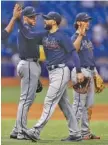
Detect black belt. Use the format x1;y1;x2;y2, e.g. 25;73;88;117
20;58;38;62
47;64;65;71
82;66;94;70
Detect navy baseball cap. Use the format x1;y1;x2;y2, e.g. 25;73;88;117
42;12;62;25
23;6;39;17
75;12;92;22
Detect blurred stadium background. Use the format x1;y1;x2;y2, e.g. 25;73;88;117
1;1;108;145
1;1;108;80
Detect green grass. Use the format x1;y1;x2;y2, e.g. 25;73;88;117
1;86;48;103
1;86;108;104
1;119;108;145
1;86;108;145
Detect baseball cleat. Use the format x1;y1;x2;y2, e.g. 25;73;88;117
17;132;30;140
22;128;38;142
83;134;100;140
10;130;18;139
10;134;17;139
61;135;82;141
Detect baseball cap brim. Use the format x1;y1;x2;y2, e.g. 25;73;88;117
84;17;92;21
42;15;52;20
76;16;92;22
26;13;40;17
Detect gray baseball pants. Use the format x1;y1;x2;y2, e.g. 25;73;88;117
33;66;81;137
12;59;41;133
71;67;95;137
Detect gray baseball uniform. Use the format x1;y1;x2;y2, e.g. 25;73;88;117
71;32;96;137
23;28;82;140
10;7;47;139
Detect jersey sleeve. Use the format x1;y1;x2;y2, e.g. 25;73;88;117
60;32;81;72
21;27;47;44
71;33;78;43
71;50;81;72
60;32;75;53
1;30;9;40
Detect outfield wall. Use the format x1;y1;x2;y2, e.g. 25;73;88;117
1;77;73;88
1;77;108;88
1;77;49;87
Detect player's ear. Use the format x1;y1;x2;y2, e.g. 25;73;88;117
53;20;56;25
23;16;27;21
23;16;28;23
77;21;81;26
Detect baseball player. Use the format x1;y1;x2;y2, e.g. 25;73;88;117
10;5;47;140
71;12;100;140
1;4;21;40
22;12;84;142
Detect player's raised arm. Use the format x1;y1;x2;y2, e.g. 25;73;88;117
20;25;47;43
17;7;47;44
72;24;86;52
72;14;88;52
72;34;83;52
5;4;22;33
1;4;22;40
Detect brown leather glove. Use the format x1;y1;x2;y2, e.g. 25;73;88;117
36;80;43;93
94;74;105;93
73;77;91;94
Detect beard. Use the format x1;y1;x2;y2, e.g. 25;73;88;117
44;24;52;30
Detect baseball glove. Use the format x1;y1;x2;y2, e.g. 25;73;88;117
73;77;91;94
36;80;43;93
94;74;105;93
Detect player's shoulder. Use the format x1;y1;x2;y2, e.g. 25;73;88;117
57;29;68;35
23;23;31;30
57;29;70;39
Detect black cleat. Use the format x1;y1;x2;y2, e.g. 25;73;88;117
22;128;38;142
10;134;17;139
10;130;18;139
61;135;82;142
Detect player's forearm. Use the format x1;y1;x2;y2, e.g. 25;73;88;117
1;30;9;40
5;17;16;33
71;50;81;73
1;17;16;40
22;28;41;39
73;34;83;51
20;19;46;41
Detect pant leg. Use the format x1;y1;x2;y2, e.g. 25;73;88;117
72;90;87;123
13;60;41;133
81;75;95;136
58;90;81;137
71;67;94;136
34;66;70;135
